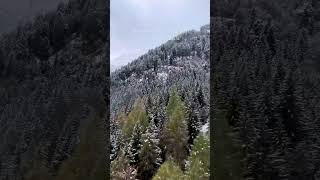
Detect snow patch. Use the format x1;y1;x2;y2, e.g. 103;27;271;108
157;72;168;81
200;122;209;134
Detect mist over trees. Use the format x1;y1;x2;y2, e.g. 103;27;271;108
0;0;70;34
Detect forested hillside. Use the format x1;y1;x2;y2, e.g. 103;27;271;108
0;0;108;179
212;0;320;179
110;25;210;179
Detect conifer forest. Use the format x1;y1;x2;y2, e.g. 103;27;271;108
0;0;108;179
212;0;320;179
1;0;320;179
110;25;210;179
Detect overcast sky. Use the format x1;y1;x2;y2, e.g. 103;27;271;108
111;0;210;71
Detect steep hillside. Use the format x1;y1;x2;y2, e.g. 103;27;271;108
111;25;209;118
110;25;210;179
212;0;320;179
0;0;108;179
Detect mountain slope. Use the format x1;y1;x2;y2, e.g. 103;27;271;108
110;25;210;179
0;0;108;179
212;0;320;179
111;25;209;118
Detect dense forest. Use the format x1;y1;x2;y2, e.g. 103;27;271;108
110;25;210;179
0;0;108;179
212;0;320;179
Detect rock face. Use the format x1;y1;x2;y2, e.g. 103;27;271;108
110;25;210;160
0;0;108;179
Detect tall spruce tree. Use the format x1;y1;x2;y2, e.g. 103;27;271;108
127;123;143;166
185;134;210;180
122;98;148;140
152;159;184;180
162;90;189;168
137;119;162;179
111;149;137;180
55;111;106;180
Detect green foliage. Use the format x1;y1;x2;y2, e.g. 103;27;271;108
116;112;127;129
162;90;189;167
212;110;245;180
122;98;148;140
152;159;184;180
111;149;137;180
55;111;106;180
166;90;181;117
185;134;210;180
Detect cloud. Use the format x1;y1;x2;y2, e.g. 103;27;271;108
127;0;188;17
111;50;146;71
111;0;209;70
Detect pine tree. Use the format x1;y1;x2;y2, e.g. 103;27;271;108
153;97;167;131
162;90;189;168
0;49;4;76
127;123;143;166
185;134;210;180
55;111;107;180
152;159;184;180
153;56;159;73
212;108;246;180
116;112;128;130
279;71;302;142
111;149;137;180
123;98;148;140
137;119;162;179
187;99;201;146
111;116;123;161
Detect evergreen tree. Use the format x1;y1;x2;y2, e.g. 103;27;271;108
152;159;184;180
49;13;65;51
185;134;210;180
187;97;201;146
55;111;106;180
111;115;123;161
0;49;4;76
153;56;159;73
162;90;189;168
123;98;148;140
279;71;302;142
111;149;137;180
116;112;128;130
127;123;143;165
212;108;246;180
137;119;162;179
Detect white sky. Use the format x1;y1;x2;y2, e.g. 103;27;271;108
111;0;210;71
